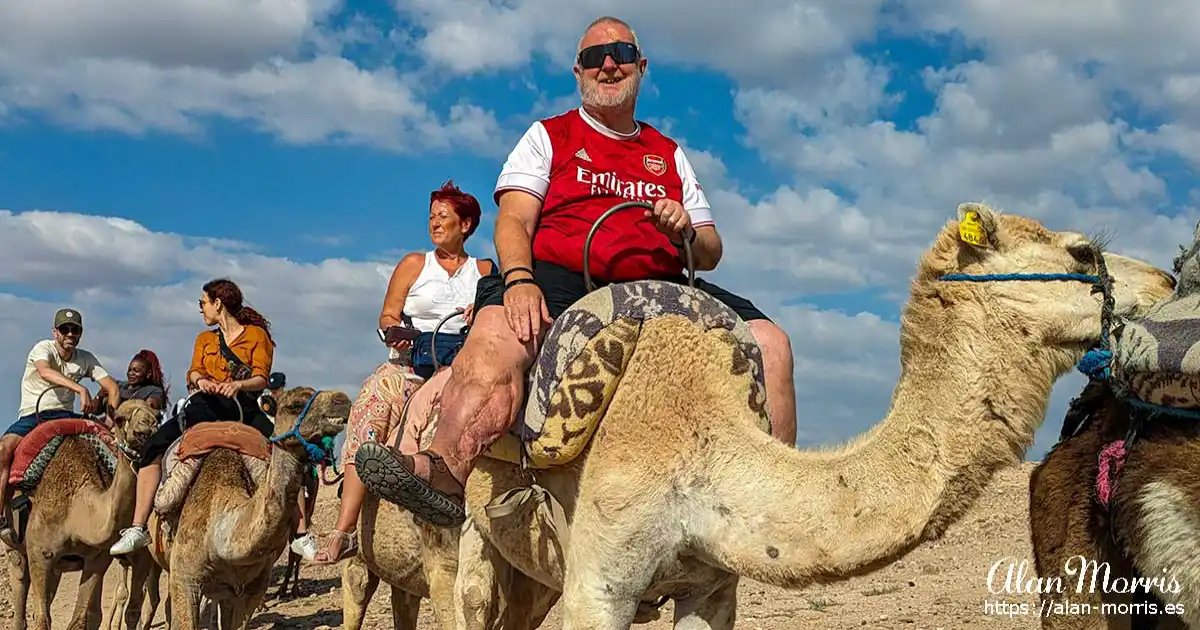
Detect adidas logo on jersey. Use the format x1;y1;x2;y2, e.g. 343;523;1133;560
575;148;592;162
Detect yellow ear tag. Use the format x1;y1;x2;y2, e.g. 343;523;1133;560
959;210;989;247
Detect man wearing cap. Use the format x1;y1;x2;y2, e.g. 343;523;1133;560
0;308;120;534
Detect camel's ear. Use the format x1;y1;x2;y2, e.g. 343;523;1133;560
955;202;999;252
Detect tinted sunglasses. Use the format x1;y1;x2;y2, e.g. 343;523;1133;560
577;41;639;69
57;324;81;335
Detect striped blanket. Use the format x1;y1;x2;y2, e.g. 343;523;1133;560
1112;221;1200;409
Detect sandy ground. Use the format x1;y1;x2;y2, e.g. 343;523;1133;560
2;462;1047;629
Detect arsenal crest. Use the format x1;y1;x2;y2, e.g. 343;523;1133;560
643;154;667;176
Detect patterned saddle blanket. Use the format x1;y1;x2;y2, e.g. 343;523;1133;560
481;279;770;469
8;419;120;492
154;421;271;516
1111;220;1200;409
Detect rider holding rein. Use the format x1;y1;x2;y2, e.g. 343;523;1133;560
110;278;276;555
356;16;798;528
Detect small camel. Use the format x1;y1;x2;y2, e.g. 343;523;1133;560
113;386;351;630
1;399;159;630
356;202;1177;629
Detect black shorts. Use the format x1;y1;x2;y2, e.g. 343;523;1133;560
473;259;769;323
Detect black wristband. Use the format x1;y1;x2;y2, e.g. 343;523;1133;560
670;228;697;247
505;277;538;291
503;266;534;280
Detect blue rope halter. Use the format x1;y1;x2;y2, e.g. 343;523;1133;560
268;389;331;462
942;259;1200;422
938;265;1112;380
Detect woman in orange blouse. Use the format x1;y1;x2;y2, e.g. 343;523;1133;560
110;278;277;556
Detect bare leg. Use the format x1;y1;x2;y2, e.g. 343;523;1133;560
109;460;160;555
0;434;23;524
432;305;541;481
747;319;796;446
131;461;161;527
356;306;541;527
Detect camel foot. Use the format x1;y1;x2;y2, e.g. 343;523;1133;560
355;443;465;528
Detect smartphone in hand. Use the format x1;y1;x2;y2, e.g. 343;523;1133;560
378;325;421;345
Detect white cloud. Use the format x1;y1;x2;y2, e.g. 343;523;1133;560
0;0;510;155
391;0;889;86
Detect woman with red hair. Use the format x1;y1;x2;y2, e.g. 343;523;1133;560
307;179;494;564
97;349;169;412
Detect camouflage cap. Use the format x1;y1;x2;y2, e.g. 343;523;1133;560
53;308;83;329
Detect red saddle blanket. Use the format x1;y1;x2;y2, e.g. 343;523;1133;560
175;422;271;462
9;419;116;485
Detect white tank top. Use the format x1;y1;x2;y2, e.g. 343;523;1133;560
403;250;483;335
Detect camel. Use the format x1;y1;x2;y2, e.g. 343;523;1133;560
350;201;1178;629
1028;223;1200;630
111;386;351;630
0;398;159;630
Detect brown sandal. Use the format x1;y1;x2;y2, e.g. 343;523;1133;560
311;529;357;564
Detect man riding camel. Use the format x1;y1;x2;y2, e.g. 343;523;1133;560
356;15;797;528
0;308;120;537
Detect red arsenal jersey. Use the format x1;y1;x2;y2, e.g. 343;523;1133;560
494;108;714;283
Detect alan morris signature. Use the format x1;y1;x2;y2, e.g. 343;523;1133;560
986;556;1182;596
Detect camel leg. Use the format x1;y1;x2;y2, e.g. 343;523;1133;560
102;560;129;630
66;557;111;630
124;553;157;630
391;588;421;630
453;518;505;630
419;525;461;630
8;548;30;630
558;475;674;629
136;561;163;630
501;570;560;630
1029;432;1132;630
672;576;738;630
341;554;379;630
26;547;62;630
168;576;202;630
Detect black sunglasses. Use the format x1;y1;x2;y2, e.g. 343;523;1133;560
57;324;81;335
577;41;639;69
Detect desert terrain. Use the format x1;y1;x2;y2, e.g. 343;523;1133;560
3;462;1055;629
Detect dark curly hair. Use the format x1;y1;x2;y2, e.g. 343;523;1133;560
202;278;274;345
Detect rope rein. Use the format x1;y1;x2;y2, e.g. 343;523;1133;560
268;390;332;463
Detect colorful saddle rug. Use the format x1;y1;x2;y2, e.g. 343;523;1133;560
8;419;119;492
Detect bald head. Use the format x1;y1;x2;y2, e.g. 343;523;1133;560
577;16;640;54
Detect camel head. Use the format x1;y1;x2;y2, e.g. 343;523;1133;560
110;398;160;455
911;202;1176;370
268;386;351;461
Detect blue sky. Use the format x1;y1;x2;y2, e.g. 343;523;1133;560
2;0;1199;461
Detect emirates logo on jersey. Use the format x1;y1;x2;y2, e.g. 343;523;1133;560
643;154;667;176
577;166;667;201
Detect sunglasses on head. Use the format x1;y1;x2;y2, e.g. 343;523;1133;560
577;41;639;69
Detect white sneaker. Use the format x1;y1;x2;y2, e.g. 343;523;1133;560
291;532;317;560
110;526;150;555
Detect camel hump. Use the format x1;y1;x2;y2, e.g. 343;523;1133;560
9;418;118;491
493;279;765;468
1112;223;1200;410
175;421;271;462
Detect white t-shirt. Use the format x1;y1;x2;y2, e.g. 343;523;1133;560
17;339;110;417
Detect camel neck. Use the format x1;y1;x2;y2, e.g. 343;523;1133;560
639;315;1065;589
214;446;304;563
